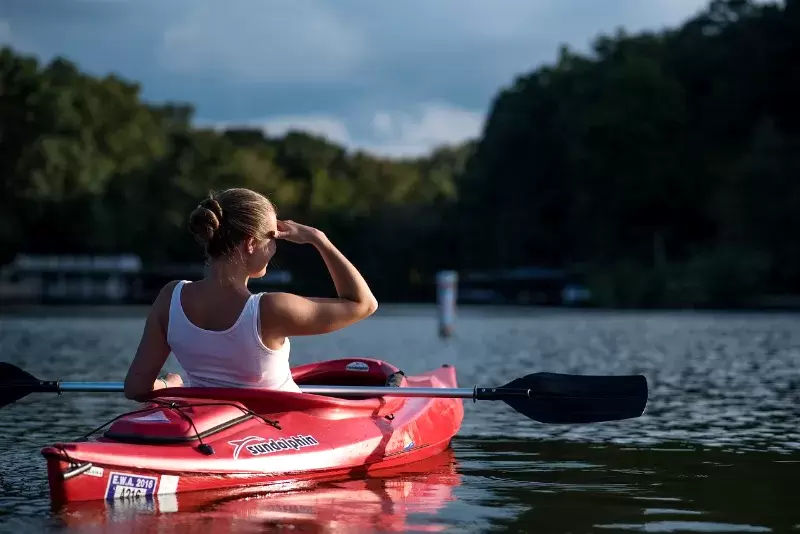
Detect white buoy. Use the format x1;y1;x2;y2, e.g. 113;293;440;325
436;270;458;337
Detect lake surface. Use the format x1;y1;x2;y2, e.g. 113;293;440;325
1;306;799;533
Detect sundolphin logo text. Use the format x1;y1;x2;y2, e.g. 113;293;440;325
228;435;319;459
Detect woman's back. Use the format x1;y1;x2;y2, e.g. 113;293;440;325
167;280;300;392
123;188;377;400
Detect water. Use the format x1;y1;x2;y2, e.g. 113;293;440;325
1;306;799;532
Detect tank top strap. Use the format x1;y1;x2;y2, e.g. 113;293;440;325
250;292;264;340
167;280;188;338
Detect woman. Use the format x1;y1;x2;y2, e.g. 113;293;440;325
124;188;378;399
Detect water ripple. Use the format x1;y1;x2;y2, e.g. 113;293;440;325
1;307;799;532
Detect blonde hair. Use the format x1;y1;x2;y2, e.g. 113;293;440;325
189;188;276;258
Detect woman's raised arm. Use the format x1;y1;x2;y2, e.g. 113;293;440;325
260;221;378;338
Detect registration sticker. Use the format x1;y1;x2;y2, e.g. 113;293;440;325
86;466;105;478
105;472;157;500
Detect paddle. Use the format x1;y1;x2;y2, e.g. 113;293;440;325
0;362;647;424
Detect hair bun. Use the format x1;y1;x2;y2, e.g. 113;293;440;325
188;188;276;259
200;198;223;222
189;197;223;245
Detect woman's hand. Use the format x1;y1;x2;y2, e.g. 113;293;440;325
153;372;183;391
165;373;184;387
275;220;324;245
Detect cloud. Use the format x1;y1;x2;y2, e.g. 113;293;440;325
372;112;394;138
197;102;482;158
160;0;364;83
3;0;712;157
0;20;11;43
363;103;484;158
196;114;353;147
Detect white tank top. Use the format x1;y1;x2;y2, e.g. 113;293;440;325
166;281;300;392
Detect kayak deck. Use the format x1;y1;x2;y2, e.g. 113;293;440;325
42;359;463;503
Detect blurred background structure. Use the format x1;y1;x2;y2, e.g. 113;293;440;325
1;0;798;307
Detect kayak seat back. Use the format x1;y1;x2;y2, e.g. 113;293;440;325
291;358;406;389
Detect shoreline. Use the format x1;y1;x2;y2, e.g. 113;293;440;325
2;302;799;318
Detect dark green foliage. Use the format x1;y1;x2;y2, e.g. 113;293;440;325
0;46;468;300
1;0;798;306
461;0;800;306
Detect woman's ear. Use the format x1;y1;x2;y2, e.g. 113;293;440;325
246;237;256;255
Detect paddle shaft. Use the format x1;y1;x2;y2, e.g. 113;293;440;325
52;382;528;399
3;362;647;423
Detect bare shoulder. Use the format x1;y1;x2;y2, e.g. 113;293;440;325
152;280;182;317
258;292;300;315
258;292;302;341
156;280;181;302
258;292;315;327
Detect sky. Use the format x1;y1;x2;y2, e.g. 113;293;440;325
1;0;711;157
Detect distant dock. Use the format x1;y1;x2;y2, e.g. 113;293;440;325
0;254;292;305
459;267;590;306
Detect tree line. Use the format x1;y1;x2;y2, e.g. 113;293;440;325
1;0;797;306
459;0;799;306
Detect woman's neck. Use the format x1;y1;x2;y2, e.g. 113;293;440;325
207;260;250;289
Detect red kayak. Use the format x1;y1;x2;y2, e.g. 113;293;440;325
41;358;463;503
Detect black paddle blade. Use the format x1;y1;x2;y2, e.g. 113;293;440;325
0;362;41;408
502;372;648;424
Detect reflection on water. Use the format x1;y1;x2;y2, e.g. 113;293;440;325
55;450;460;533
1;306;799;532
49;442;798;533
453;439;798;533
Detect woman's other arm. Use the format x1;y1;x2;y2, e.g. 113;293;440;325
124;281;183;399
